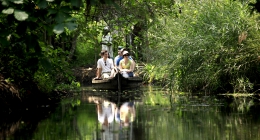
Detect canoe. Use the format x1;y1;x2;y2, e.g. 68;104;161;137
91;73;142;91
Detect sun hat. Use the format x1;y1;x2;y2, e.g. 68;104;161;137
122;51;129;56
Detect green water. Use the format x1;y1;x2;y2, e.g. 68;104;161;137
1;86;260;140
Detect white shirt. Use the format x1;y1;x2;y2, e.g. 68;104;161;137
98;103;115;124
97;58;114;73
101;34;113;58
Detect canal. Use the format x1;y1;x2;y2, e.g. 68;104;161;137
1;86;260;140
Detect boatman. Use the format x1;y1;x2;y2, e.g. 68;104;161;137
101;26;113;58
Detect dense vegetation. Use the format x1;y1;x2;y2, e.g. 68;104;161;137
1;0;260;112
144;0;260;94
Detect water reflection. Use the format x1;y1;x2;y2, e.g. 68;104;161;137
88;96;136;140
2;87;260;140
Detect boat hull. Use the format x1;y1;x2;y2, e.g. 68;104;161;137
92;74;142;90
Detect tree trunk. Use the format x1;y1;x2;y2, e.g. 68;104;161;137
68;31;80;61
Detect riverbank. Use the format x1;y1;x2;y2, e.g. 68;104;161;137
0;66;96;114
73;66;96;86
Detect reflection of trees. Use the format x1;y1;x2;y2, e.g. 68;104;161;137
224;96;255;113
0;108;56;140
9;91;141;140
136;93;260;140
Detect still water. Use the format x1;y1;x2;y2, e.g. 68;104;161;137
1;86;260;140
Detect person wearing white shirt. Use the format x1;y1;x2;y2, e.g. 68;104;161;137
95;50;116;79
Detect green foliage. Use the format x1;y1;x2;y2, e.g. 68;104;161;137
35;44;77;93
73;23;102;66
146;0;260;93
55;81;81;92
31;99;97;140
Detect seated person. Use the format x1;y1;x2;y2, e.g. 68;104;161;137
95;50;115;79
119;51;135;78
114;46;123;66
116;48;136;68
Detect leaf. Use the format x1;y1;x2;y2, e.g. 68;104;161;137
71;0;83;7
60;6;71;12
2;8;14;14
48;9;57;14
55;11;66;23
53;23;64;34
38;0;48;9
46;0;54;2
14;10;28;21
40;58;52;72
1;0;9;6
10;0;23;4
0;37;9;46
65;22;77;30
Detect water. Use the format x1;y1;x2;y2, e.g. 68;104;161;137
1;86;260;140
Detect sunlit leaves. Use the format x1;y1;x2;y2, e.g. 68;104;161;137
53;23;64;34
2;7;28;21
14;10;28;21
10;0;23;4
2;7;14;14
1;0;9;6
147;0;260;93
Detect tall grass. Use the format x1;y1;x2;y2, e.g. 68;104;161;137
146;0;260;93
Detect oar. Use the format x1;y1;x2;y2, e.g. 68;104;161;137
117;72;121;93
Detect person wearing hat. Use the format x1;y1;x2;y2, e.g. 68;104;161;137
101;26;113;58
119;50;135;78
116;49;135;68
114;46;123;66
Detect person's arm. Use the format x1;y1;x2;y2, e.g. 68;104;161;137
129;60;135;72
95;60;102;79
119;61;123;70
110;59;114;69
96;68;102;79
129;56;136;69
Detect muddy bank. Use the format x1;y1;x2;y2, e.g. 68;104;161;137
73;66;96;86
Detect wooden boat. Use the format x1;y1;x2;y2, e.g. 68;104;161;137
91;73;142;91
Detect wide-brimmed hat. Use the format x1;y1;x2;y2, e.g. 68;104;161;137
123;51;129;56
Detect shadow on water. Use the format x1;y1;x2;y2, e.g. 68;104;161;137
2;86;260;140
